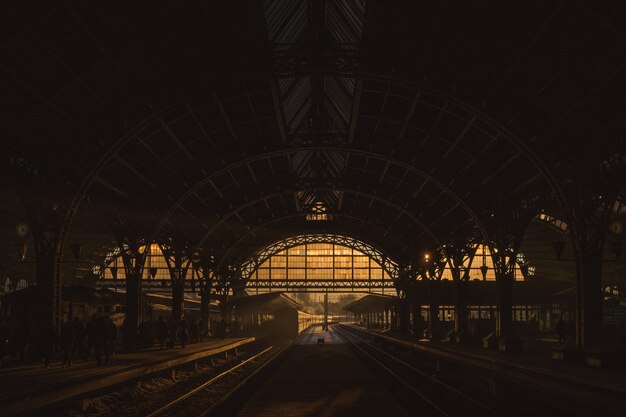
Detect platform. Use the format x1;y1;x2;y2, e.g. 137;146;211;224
0;337;255;417
345;325;626;413
235;325;410;417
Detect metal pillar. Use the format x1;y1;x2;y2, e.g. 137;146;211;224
428;282;441;341
398;296;409;335
125;268;142;344
495;273;514;339
454;280;469;342
577;252;603;349
323;291;328;330
171;278;184;322
200;289;210;336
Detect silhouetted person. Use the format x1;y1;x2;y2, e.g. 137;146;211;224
215;318;227;339
86;314;97;360
94;317;109;365
139;320;148;348
0;320;8;364
146;318;156;348
618;319;626;348
39;321;55;369
231;319;242;337
198;320;205;342
13;317;30;359
72;316;85;359
167;318;177;348
189;319;199;344
60;318;74;367
556;317;566;343
107;318;117;356
413;313;426;339
179;318;189;348
122;317;135;351
156;317;168;349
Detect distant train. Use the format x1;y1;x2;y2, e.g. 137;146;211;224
274;308;320;338
232;293;321;339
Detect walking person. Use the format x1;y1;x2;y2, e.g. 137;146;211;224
216;317;227;339
179;318;189;349
107;318;117;356
94;317;110;366
85;314;97;360
60;317;74;367
167;318;177;348
0;319;8;365
39;321;55;369
556;316;566;343
72;316;85;359
156;317;167;349
13;317;30;360
189;319;199;344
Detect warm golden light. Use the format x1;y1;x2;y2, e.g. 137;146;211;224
251;243;391;281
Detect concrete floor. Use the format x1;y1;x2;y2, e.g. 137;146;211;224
235;325;410;417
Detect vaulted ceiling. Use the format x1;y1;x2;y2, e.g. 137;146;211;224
1;0;624;279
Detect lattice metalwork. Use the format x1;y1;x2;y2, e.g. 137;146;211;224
240;234;399;287
246;279;395;293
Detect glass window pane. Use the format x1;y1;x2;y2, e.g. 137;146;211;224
288;268;305;279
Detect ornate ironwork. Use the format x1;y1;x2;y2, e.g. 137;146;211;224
240;233;399;281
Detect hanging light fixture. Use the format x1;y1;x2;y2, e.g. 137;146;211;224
149;267;158;279
110;266;118;280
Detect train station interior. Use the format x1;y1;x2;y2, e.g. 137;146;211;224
1;1;625;416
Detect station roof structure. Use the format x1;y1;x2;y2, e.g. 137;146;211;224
344;294;397;314
232;292;303;314
0;1;624;292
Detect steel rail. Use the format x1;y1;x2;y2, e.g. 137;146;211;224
145;345;274;417
334;325;503;417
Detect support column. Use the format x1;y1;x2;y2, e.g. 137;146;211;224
453;279;469;342
428;282;441;341
496;272;515;343
411;303;424;338
577;252;603;349
125;268;142;349
200;287;210;336
171;279;184;322
398;296;410;335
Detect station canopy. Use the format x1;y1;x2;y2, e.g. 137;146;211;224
0;1;624;292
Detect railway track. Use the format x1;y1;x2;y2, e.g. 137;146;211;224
334;325;503;417
144;327;317;417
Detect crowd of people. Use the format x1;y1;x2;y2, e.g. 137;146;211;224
138;316;205;350
0;314;247;369
0;314;117;368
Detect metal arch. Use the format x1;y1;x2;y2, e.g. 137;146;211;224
218;212;417;263
196;187;443;246
239;233;400;281
57;71;569;305
62;71;564;236
148;146;491;251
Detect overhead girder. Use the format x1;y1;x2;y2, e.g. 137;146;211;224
217;213;419;265
88;73;557;204
192;187;444;246
148;146;490;248
60;73;564;280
